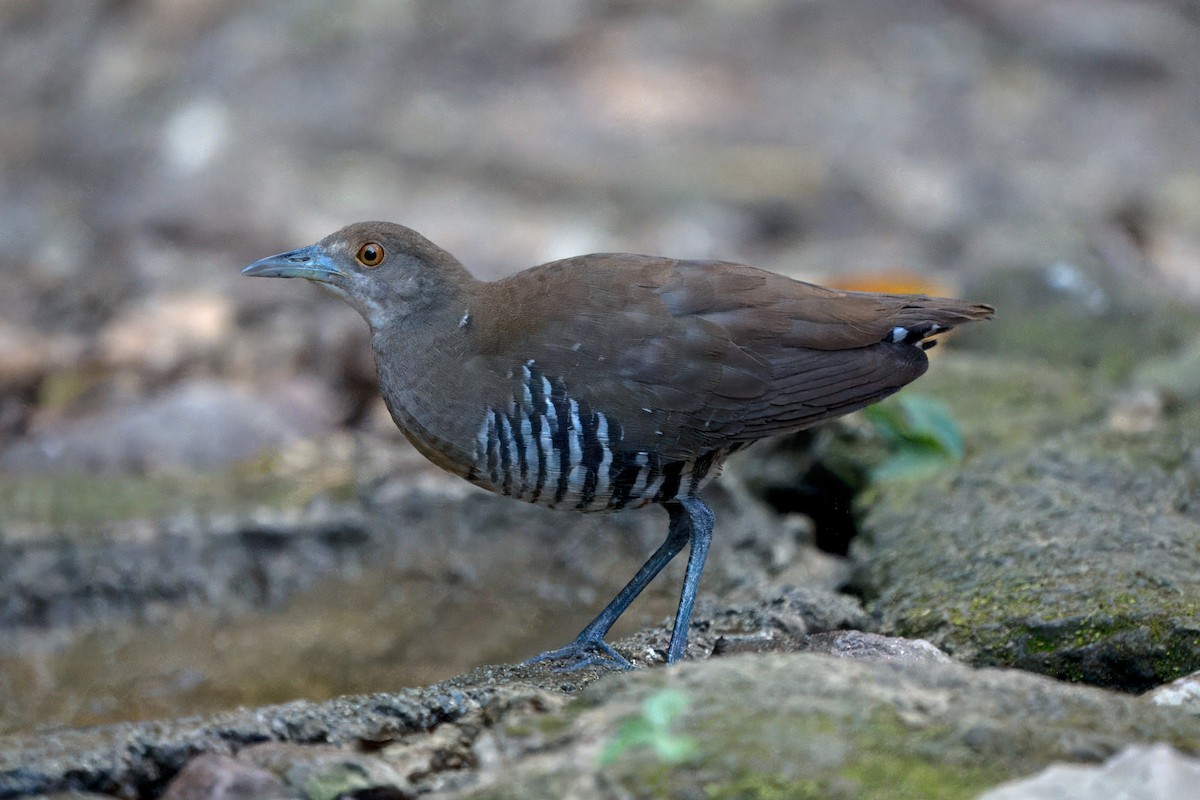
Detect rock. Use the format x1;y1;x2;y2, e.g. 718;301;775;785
1147;670;1200;715
635;585;869;663
238;743;408;800
0;320;85;388
858;396;1200;691
159;754;292;800
463;653;1200;798
958;0;1196;74
800;631;953;664
1107;388;1164;434
0;668;562;798
0;503;370;631
1130;334;1200;405
0;379;338;473
977;743;1200;800
7;653;1200;799
98;293;234;376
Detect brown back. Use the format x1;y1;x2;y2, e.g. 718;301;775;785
464;254;991;459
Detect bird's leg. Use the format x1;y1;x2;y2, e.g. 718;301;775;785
525;515;689;670
664;496;713;664
525;497;714;670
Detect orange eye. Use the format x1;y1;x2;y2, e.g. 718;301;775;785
356;242;385;268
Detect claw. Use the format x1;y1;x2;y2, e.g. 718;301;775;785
525;637;633;671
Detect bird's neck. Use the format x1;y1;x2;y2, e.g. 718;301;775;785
369;272;488;477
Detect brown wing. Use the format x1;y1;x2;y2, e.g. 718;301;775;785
472;255;991;459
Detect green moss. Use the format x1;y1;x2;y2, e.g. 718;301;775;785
702;763;1001;800
533;714;573;737
837;751;1000;800
299;762;373;800
861;395;1200;691
37;369;98;412
833;710;1007;800
704;771;826;799
1150;627;1200;682
1017;618;1125;655
610;705;1006;800
903;355;1105;455
916;599;1200;687
872;554;1200;687
469;654;1200;799
0;472;212;530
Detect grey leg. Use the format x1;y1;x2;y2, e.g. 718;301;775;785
526;496;714;670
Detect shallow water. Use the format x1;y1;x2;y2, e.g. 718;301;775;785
0;553;676;735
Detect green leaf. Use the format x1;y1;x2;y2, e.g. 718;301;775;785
653;734;699;763
869;449;957;482
897;395;965;460
642;688;690;727
599;689;698;766
861;395;967;481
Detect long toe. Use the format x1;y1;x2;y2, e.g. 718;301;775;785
524;638;633;671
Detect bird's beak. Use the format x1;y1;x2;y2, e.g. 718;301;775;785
241;245;344;282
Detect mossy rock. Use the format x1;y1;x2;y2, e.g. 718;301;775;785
461;654;1200;799
859;404;1200;691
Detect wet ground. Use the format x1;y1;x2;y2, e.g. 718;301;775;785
0;554;676;734
0;453;689;734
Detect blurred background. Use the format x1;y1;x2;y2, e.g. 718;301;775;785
1;0;1199;735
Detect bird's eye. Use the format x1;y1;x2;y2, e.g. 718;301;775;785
356;242;385;268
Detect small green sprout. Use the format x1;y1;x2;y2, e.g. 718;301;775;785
599;688;698;766
860;394;966;481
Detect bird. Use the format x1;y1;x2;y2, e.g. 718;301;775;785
242;221;992;669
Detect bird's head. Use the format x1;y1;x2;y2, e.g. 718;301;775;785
241;221;471;328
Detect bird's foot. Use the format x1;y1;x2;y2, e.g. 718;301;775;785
524;636;632;671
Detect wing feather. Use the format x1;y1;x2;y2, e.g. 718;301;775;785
473;254;989;459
